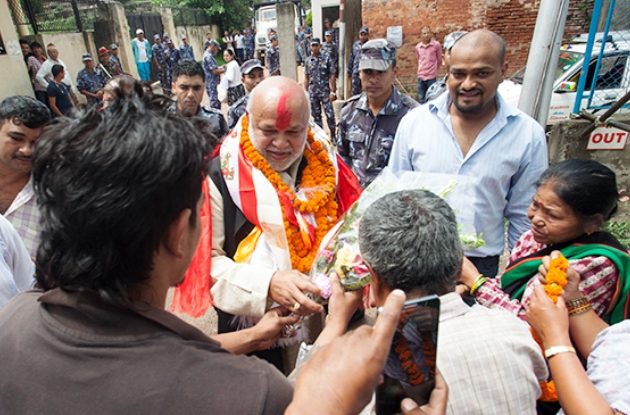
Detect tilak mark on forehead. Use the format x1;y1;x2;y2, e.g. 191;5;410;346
276;92;292;131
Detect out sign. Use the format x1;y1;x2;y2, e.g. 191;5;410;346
587;127;628;150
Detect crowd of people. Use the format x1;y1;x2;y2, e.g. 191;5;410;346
1;24;629;415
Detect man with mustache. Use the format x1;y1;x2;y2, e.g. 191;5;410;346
171;59;227;140
0;96;51;257
388;30;548;278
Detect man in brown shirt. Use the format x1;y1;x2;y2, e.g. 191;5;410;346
0;88;430;415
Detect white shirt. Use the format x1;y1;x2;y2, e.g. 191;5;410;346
35;58;74;91
133;38;148;62
0;214;35;309
224;60;242;88
388;92;548;257
235;34;245;49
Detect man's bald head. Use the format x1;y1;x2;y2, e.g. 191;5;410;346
247;77;311;172
248;76;310;128
451;29;506;65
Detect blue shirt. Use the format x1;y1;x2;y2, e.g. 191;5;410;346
179;44;194;61
388;92;548;257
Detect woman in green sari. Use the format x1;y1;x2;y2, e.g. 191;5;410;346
459;159;629;325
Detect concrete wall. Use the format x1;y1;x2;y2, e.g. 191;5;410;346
361;0;593;91
548;114;630;218
40;32;95;103
175;24;220;60
0;0;35;100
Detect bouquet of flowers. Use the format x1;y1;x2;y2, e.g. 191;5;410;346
310;169;485;301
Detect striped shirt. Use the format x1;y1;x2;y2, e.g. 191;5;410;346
476;230;620;319
4;179;40;258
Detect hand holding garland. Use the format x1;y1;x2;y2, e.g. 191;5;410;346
269;269;323;316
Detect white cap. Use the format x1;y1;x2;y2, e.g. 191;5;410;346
136;28;144;35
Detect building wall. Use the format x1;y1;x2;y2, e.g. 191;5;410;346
175;24;220;60
0;0;35;100
362;0;593;91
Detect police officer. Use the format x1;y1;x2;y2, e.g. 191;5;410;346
347;26;369;96
203;40;225;110
304;38;336;137
227;59;265;129
152;34;169;94
163;38;180;96
179;35;195;61
172;59;227;139
266;35;280;76
322;30;338;75
244;28;255;60
337;39;418;187
76;53;106;107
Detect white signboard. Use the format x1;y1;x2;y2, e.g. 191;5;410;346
587;126;628;151
387;26;403;48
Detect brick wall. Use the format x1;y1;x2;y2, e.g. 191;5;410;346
362;0;593;92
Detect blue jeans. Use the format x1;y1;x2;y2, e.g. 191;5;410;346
417;78;436;104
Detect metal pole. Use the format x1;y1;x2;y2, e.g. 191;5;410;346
573;0;604;114
517;0;570;126
338;0;345;98
71;0;83;32
586;0;616;108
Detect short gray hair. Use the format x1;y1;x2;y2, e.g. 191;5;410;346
358;190;463;294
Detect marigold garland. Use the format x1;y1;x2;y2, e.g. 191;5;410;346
240;115;338;272
535;254;569;402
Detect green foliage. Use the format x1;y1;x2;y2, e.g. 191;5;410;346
305;9;312;27
604;220;630;248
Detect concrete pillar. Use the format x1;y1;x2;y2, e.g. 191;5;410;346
7;0;30;36
0;0;34;98
159;7;177;40
97;0;139;79
341;0;361;99
277;2;297;80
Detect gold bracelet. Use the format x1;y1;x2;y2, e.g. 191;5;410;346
469;275;487;296
544;345;576;359
566;296;590;312
568;303;593;317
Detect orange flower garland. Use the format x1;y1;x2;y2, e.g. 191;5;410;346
535;254;569;401
240;115;338;273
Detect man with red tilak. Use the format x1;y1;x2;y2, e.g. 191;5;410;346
208;76;361;372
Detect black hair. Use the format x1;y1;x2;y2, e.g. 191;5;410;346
32;94;211;306
30;41;42;50
538;159;618;220
224;48;235;57
172;59;205;81
0;95;51;129
19;38;30;46
51;64;64;78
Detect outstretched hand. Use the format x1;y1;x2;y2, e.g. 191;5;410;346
269;269;323;316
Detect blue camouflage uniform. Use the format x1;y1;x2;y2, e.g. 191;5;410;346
164;45;180;94
322;40;338;75
304;47;336;136
203;49;221;109
76;67;106;107
179;43;194;61
152;41;169;92
197;105;228;139
244;32;255;60
348;40;364;96
337;88;418;187
266;44;280;76
227;94;248;130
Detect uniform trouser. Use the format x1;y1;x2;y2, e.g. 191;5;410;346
158;69;170;93
206;84;221;109
245;48;254;60
310;92;335;137
351;72;362;96
136;61;151;81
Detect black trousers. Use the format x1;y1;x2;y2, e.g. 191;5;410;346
467;255;500;278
